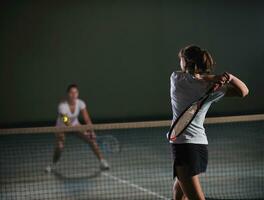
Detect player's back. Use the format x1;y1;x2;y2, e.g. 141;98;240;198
170;71;225;144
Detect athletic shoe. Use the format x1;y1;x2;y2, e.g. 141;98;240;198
100;159;110;170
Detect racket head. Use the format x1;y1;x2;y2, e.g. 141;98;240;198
97;135;120;153
168;102;200;142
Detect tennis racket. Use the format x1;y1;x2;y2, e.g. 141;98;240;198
97;135;120;153
168;83;223;142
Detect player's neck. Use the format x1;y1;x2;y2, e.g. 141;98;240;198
67;99;77;105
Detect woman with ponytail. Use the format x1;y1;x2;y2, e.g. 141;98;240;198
170;45;249;200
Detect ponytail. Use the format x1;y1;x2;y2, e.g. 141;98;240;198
202;50;214;73
178;45;215;74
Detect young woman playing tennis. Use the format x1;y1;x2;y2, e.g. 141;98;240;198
170;45;249;200
46;84;109;172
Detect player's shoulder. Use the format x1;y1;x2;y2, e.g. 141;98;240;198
77;98;85;104
57;100;68;112
58;100;67;107
77;99;86;109
171;70;185;77
170;71;187;81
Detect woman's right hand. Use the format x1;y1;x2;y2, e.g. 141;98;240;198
213;72;231;86
214;72;249;97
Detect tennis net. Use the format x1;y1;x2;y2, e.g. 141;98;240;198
0;114;263;200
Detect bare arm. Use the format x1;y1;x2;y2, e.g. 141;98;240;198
81;108;95;134
81;108;93;125
201;72;249;97
79;106;99;143
226;74;249;97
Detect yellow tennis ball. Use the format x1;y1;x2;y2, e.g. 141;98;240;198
62;116;68;122
61;115;70;125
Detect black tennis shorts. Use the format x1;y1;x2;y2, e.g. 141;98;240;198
171;143;208;179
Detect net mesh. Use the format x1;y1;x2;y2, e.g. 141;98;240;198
0;115;263;200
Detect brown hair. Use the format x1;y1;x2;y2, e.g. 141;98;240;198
66;84;78;93
178;45;214;74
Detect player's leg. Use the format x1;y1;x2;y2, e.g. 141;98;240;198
53;132;65;164
46;132;65;172
175;166;205;200
77;131;109;170
173;180;188;200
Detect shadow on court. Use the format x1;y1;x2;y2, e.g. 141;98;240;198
53;169;102;181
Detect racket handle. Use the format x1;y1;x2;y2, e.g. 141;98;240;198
206;83;220;94
213;83;220;92
209;73;230;93
168;130;177;142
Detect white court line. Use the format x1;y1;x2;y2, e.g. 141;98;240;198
102;172;170;200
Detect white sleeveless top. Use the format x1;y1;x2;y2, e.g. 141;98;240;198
56;99;86;126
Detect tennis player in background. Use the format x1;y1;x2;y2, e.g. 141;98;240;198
46;84;109;172
170;45;249;200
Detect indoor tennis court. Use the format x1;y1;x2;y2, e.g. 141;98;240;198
1;1;264;200
1;115;263;200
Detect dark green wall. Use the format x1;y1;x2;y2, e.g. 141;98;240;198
1;1;264;125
